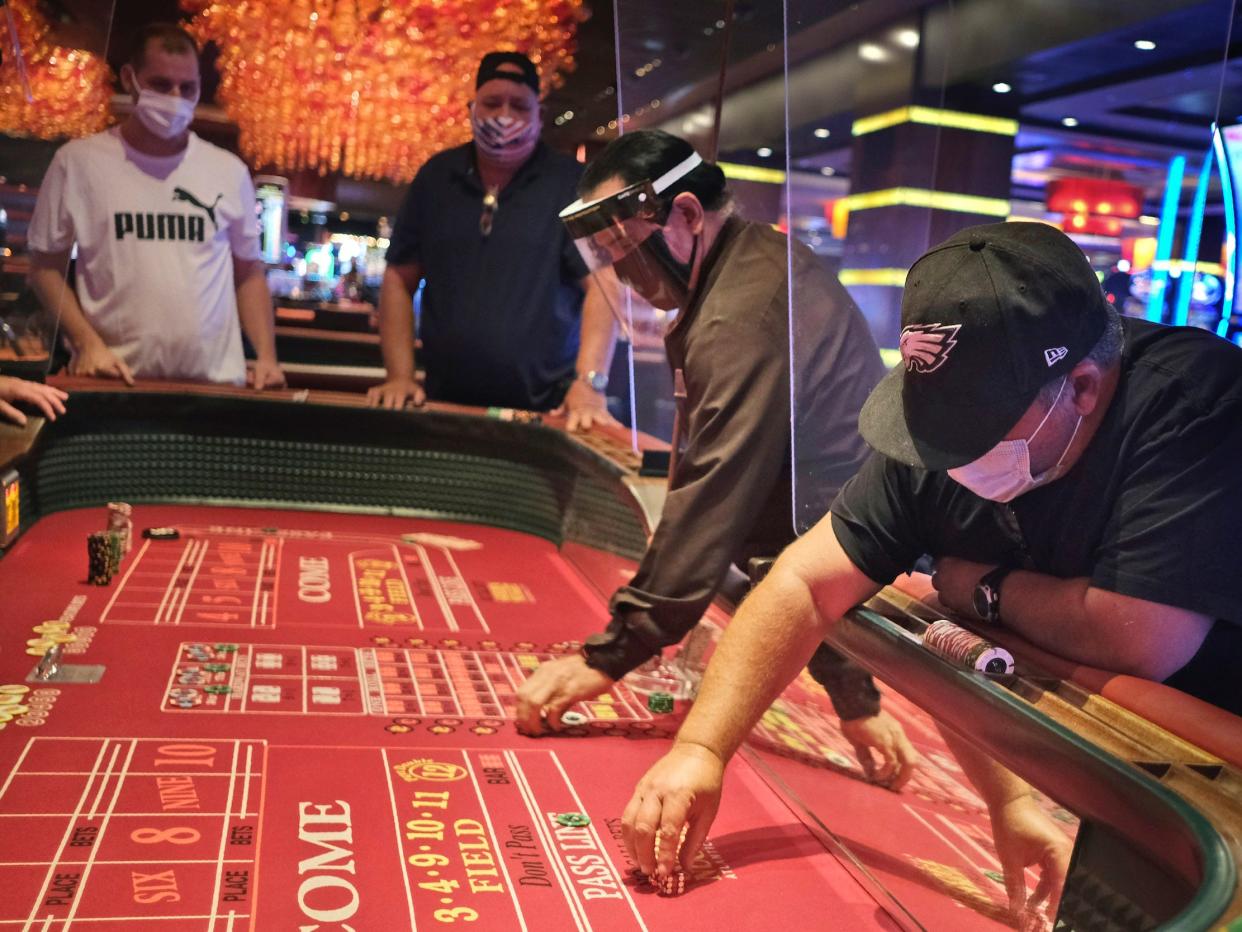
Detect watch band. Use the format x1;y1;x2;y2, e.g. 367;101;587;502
974;566;1014;624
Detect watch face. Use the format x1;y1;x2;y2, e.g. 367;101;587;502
587;373;608;391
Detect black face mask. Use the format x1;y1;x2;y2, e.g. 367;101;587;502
614;228;700;311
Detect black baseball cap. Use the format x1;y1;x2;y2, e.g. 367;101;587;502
858;221;1110;471
476;51;540;95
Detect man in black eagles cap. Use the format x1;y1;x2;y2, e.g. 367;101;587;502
370;52;618;429
618;221;1242;906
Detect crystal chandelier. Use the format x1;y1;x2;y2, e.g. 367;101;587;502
183;0;586;182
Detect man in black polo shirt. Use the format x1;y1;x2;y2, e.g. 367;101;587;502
368;52;617;428
617;222;1242;905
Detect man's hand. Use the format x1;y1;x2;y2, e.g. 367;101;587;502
514;654;614;736
839;709;919;789
0;377;68;426
248;358;286;390
990;795;1072;927
622;742;724;880
366;377;425;410
931;556;993;618
554;379;617;432
69;342;135;385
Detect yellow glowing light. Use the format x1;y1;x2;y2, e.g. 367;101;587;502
839;268;908;287
0;0;113;140
183;0;586;182
852;106;1018;138
840;187;1010;217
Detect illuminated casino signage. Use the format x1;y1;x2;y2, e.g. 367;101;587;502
1;471;19;548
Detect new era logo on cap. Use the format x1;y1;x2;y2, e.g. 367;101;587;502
900;323;961;374
1044;346;1068;367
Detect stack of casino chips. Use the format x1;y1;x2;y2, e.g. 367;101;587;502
86;531;113;585
107;502;133;555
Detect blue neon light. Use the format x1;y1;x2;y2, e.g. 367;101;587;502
1212;125;1236;336
1173;152;1212;326
1147;155;1185;322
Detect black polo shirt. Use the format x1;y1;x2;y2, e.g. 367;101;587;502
831;318;1242;712
386;141;588;410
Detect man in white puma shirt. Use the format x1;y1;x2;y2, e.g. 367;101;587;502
27;23;284;389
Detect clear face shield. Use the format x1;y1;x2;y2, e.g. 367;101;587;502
559;152;704;327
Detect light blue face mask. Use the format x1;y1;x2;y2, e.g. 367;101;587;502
947;376;1083;503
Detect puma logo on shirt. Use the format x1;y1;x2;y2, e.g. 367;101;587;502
172;187;224;230
112;187;225;242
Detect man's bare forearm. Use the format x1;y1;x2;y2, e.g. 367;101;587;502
676;566;831;762
575;274;617;378
234;261;278;363
28;262;101;352
378;265;419;380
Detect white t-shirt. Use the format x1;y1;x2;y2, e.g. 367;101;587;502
28;128;260;384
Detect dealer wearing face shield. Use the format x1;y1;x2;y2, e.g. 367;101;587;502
27;23;284;389
367;52;618;430
515;130;919;788
618;220;1242;917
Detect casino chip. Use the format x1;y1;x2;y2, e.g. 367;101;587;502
647;692;674;713
87;531;112;585
559;711;588;726
554;813;590;827
142;527;180;540
203;685;233;695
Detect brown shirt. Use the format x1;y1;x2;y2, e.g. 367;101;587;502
589;216;885;689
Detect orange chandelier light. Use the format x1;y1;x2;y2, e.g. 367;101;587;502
183;0;586;182
0;0;113;140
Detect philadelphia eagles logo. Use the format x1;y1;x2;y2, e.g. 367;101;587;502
899;323;961;373
172;187;224;231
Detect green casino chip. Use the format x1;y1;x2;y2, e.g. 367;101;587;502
204;685;233;695
203;663;230;673
647;692;674;713
214;644;239;653
554;812;590;827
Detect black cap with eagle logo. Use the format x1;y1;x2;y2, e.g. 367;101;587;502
858;221;1109;470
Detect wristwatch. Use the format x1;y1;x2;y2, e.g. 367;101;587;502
971;566;1014;624
580;370;608;392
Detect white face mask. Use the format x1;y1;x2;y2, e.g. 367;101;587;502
947;376;1083;503
133;86;197;139
470;108;539;166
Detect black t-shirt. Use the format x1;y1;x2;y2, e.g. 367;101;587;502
386;142;588;410
831;318;1242;703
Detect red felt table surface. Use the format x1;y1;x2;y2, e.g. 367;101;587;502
0;506;1062;930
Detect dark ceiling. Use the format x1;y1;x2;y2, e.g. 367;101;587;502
26;0;1242;210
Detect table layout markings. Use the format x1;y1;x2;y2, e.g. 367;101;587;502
379;749;420;931
442;549;489;632
500;751;591;932
98;539;153;623
173;539;210;625
469;651;505;714
0;738;37;801
21;739;117;930
902;803;989;876
432;651;464;717
246;543;266;631
153;541;194;626
548;750;650;931
62;740;139;928
206;740;243;932
400;650;426;716
415;544;458;631
392;543;425;630
459;751;529;932
935;814;1003;874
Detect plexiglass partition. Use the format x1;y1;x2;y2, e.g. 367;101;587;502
1;2;123;390
779;0;1240;928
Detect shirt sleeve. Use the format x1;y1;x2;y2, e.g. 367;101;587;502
829;451;927;586
385;171;425;268
226;167;261;262
593;290;793;679
1090;397;1242;621
27;149;75;254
